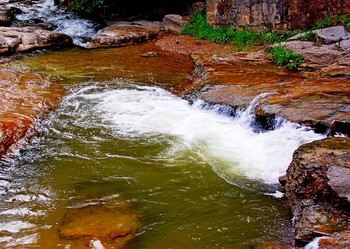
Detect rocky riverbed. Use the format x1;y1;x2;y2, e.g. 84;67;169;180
0;1;349;247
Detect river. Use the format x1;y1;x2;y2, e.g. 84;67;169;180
0;1;326;248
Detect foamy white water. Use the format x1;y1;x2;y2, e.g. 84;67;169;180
65;84;325;184
303;236;330;249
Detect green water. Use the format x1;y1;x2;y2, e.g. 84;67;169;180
0;45;296;248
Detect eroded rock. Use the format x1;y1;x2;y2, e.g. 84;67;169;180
318;231;350;249
285;137;350;245
163;14;188;33
59;197;140;248
206;0;350;30
89;21;161;48
0;26;73;54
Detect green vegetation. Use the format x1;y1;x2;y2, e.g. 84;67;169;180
269;45;305;71
180;12;289;50
314;12;350;29
72;0;105;14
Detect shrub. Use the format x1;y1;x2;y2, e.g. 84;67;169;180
72;0;105;14
269;45;305;71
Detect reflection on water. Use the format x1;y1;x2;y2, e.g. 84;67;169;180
0;79;325;248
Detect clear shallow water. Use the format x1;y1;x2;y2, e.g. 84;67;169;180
0;79;325;248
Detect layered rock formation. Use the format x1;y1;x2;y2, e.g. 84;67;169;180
206;0;289;30
283;26;350;79
0;27;73;54
156;35;350;134
206;0;350;30
285;137;350;246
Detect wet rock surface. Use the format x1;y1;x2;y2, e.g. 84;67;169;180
0;68;64;159
285;137;350;245
317;231;350;249
0;6;20;26
59;198;140;248
89;21;161;48
0;26;73;54
59;197;140;248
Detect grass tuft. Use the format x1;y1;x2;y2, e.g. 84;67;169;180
269;45;305;71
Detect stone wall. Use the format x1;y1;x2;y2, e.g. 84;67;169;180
288;0;350;29
206;0;289;30
206;0;350;30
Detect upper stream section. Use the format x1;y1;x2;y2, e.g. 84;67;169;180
5;0;98;46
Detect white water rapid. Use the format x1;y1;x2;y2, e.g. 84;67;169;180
8;0;97;47
63;83;325;184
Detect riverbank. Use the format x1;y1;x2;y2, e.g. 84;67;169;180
154;32;350;248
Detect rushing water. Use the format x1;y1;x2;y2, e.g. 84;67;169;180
0;3;327;245
7;0;98;46
0;72;325;247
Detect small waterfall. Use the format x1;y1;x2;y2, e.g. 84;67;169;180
60;83;325;184
197;92;283;133
9;0;98;47
303;236;330;249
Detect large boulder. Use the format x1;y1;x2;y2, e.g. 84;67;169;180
89;21;161;48
0;26;73;54
285;137;350;246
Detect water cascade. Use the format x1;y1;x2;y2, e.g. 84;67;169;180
0;1;332;248
7;0;98;46
0;80;325;248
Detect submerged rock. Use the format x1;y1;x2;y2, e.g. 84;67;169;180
59;197;140;248
285;137;350;246
89;21;161;48
0;26;73;54
0;69;64;159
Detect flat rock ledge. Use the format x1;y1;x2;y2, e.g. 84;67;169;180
0;26;73;54
89;21;161;48
156;35;350;134
285;26;350;78
284;137;350;247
